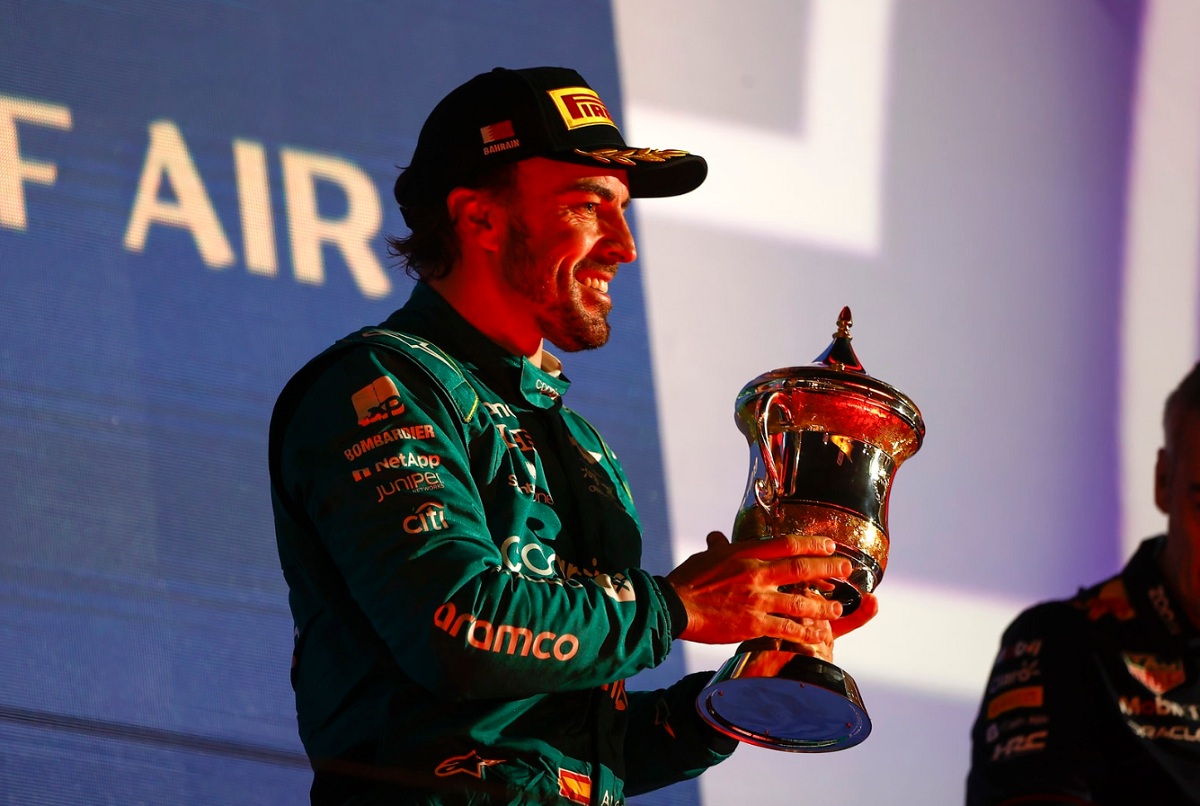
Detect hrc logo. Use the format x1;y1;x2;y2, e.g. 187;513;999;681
548;87;614;130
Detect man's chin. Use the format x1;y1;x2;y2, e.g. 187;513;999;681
550;333;609;353
542;311;611;352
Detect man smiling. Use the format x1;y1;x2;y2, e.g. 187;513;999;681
269;66;875;804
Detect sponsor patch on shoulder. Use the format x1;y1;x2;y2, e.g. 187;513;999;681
352;376;405;426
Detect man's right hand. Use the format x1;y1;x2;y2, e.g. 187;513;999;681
664;531;855;646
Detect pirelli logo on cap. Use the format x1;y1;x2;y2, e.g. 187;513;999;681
548;87;615;130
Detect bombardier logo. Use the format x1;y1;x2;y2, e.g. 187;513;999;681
352;376;405;426
548;87;614;131
343;424;436;461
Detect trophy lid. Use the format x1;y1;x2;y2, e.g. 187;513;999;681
813;306;865;373
736;307;926;456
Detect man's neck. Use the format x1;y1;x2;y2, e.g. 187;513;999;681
425;274;542;360
1155;538;1200;631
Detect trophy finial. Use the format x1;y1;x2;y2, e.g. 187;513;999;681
814;306;864;373
835;306;853;339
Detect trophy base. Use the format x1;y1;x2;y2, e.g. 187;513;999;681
696;650;871;752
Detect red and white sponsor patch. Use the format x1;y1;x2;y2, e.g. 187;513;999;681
1124;652;1186;695
352;376;404;426
481;120;515;143
558;769;591;804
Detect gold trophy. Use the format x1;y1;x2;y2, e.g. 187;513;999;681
696;307;925;752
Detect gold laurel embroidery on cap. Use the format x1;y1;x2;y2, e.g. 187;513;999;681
574;147;690;166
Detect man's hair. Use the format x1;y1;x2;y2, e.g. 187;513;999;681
1164;361;1200;454
387;163;519;282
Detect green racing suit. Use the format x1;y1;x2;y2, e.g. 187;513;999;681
269;282;734;804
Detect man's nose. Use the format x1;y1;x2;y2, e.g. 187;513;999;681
600;211;637;264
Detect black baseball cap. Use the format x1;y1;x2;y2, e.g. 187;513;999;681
394;66;707;224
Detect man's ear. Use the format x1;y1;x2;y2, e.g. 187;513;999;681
1155;447;1171;515
447;187;503;252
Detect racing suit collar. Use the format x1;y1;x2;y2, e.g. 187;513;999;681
1126;536;1200;646
386;282;571;411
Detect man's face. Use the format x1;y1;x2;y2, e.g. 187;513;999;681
496;157;636;352
1157;409;1200;565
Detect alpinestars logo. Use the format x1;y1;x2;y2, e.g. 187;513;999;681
435;749;504;778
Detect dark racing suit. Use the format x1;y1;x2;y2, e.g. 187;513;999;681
967;537;1200;804
270;283;734;804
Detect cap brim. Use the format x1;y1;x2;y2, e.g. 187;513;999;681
550;149;708;198
627;153;708;198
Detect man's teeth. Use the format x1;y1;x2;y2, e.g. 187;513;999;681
581;277;609;293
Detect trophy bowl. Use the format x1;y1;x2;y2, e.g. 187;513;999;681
696;307;925;752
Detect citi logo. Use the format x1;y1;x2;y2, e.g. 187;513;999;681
403;502;448;534
352;376;405;426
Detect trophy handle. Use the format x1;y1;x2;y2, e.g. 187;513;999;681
752;391;789;513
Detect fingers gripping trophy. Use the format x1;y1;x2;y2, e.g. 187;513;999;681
696;307;925;752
